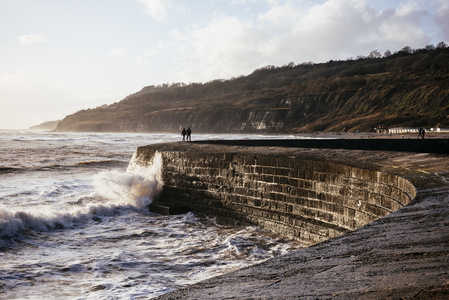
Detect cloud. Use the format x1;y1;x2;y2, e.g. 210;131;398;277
376;3;430;47
257;3;302;27
136;0;172;21
174;0;439;82
176;16;262;81
231;0;260;4
169;29;187;41
18;34;47;45
435;0;449;41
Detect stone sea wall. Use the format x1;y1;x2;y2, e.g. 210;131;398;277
131;144;416;245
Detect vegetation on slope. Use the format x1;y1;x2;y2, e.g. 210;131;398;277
56;43;449;133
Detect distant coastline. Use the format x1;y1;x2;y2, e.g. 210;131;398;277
29;120;60;131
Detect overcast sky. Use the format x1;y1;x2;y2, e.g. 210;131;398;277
1;0;448;129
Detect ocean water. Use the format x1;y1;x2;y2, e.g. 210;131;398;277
0;130;303;299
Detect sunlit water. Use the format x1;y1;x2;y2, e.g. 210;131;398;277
0;130;304;299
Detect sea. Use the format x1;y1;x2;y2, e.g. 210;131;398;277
0;130;304;299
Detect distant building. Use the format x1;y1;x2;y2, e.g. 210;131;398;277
388;127;449;134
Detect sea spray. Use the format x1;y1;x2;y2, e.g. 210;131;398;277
1;132;304;299
0;205;85;238
0;152;164;239
94;151;164;210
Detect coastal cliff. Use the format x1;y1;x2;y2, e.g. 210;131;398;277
55;46;449;133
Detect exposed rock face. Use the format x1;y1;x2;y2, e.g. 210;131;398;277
54;85;449;133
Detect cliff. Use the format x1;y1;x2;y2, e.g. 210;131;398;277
55;46;449;133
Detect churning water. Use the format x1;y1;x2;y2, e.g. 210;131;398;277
0;130;303;299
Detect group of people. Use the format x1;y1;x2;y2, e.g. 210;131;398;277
418;127;426;139
181;127;192;141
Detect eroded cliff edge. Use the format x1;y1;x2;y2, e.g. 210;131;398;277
131;140;449;299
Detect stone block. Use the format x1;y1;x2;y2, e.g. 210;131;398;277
276;157;291;168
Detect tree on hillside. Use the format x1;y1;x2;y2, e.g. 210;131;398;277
400;46;413;55
437;41;448;49
368;50;382;59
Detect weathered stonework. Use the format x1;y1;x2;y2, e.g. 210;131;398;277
131;144;416;245
130;140;449;299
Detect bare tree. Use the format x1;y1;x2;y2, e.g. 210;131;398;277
425;44;435;51
436;41;448;49
368;50;381;59
400;46;413;54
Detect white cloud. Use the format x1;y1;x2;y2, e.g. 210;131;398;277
231;0;260;4
435;0;449;41
18;34;47;45
136;0;172;21
177;16;263;81
257;3;301;26
375;2;429;47
169;29;187;41
174;0;439;83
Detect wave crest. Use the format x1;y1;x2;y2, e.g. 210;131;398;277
0;152;164;240
94;151;163;209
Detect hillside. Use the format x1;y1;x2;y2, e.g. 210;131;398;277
55;45;449;133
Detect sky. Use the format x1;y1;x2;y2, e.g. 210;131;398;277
0;0;448;129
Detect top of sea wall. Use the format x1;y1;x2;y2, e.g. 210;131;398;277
193;138;449;154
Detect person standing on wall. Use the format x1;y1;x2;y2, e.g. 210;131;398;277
186;127;191;141
181;128;186;141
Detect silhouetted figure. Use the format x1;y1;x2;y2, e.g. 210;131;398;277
418;128;426;139
181;128;186;141
186;127;191;141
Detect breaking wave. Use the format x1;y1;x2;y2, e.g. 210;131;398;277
0;152;164;240
93;151;164;210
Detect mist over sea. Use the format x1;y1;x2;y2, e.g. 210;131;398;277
0;130;303;299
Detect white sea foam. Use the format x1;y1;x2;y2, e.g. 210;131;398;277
94;151;163;209
1;131;305;299
0;205;85;238
0;152;164;238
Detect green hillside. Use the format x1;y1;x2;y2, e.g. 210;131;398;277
56;44;449;133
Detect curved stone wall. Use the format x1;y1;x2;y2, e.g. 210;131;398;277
131;146;417;244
